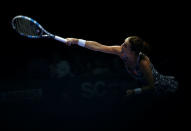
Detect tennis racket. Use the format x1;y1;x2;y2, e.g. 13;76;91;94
12;15;67;43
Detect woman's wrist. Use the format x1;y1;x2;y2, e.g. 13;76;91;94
77;39;86;47
133;88;142;94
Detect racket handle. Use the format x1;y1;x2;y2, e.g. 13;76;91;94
54;35;67;43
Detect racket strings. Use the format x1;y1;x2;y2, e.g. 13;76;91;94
14;18;41;36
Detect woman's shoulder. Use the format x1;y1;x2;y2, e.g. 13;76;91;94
138;52;151;68
139;52;150;62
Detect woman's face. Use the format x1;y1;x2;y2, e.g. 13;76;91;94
121;37;133;58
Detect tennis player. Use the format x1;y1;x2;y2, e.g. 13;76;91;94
65;36;178;95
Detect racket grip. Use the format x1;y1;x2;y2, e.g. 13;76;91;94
54;36;67;43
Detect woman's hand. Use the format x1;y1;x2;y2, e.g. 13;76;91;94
126;89;134;96
65;38;79;46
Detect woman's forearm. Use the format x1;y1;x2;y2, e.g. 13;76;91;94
142;85;153;91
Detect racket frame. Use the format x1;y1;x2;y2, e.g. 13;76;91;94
12;15;67;43
12;15;55;39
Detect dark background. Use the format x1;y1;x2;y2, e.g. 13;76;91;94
0;1;188;130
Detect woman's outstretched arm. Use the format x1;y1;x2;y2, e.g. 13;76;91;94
66;38;121;56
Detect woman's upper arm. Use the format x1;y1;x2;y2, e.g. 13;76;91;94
85;41;121;55
102;45;122;55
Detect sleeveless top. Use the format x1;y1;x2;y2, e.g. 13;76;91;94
122;52;178;93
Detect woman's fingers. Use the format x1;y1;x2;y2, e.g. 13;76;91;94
66;38;73;46
126;89;134;96
65;38;78;46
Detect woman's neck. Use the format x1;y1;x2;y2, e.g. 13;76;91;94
121;55;138;69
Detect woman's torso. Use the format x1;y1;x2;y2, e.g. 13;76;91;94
120;52;178;93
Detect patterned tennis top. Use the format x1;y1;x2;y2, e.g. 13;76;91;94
122;52;178;93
